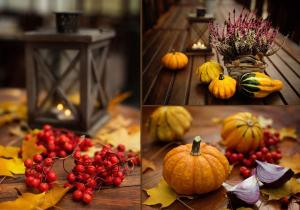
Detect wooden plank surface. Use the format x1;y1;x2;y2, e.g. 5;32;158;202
0;88;141;210
142;106;300;210
142;0;300;105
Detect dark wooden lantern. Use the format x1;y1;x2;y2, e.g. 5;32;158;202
24;29;115;133
186;12;214;55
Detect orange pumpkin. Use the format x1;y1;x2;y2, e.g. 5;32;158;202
221;112;263;153
163;136;230;195
161;50;188;70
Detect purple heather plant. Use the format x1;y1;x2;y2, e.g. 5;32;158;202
209;9;278;61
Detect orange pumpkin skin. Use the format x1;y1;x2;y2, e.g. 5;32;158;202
161;51;188;70
163;137;230;195
221;112;264;153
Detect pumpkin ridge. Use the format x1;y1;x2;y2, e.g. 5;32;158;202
203;152;228;175
205;154;227;185
164;151;186;184
164;146;187;162
169;154;189;193
201;154;218;190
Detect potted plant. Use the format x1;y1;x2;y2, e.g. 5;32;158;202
209;9;282;79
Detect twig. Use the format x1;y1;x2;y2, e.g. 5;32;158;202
176;197;194;210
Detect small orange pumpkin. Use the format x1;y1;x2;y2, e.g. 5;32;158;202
221;112;264;153
161;50;188;70
163;136;230;195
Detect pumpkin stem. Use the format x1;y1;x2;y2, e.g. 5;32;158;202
191;136;202;156
171;49;176;54
219;73;224;80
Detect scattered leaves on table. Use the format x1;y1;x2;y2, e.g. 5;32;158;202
260;178;300;200
279;128;298;141
142;158;156;173
211;117;223;125
81;145;102;157
258;115;273;128
21;136;45;160
108;92;131;113
95;115;131;136
0;145;20;158
39;185;70;209
0;185;68;210
9;126;27;139
0;102;27;127
280;154;300;174
143;179;177;208
0;158;25;176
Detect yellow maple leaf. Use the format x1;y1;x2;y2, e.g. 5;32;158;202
0;191;45;210
21;136;45;160
279;128;298;140
0;185;69;210
143;179;177;208
0;145;20;158
0;158;25;177
99;126;140;153
260;178;300;200
142;158;156;173
280;153;300;174
39;185;70;209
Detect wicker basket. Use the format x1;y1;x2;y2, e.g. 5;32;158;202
224;55;267;79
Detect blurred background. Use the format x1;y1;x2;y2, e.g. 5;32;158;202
143;0;300;44
0;0;140;106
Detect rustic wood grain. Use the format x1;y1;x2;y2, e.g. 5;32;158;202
0;88;141;210
142;106;300;210
142;0;300;105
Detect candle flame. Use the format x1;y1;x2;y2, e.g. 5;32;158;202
64;109;71;116
57;103;64;111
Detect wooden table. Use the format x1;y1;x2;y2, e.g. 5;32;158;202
0;88;141;210
142;0;300;105
142;106;300;210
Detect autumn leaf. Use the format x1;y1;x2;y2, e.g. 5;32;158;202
211;117;223;125
95;115;131;136
279;128;298;141
143;179;177;208
257;115;273;128
0;191;45;210
98;126;140;153
0;101;27;127
39;185;70;209
0;158;25;176
107;92;131;113
0;145;20;158
280;154;300;174
142;158;156;173
260;178;300;200
21;136;45;160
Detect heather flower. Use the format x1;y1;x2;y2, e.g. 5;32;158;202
209;9;279;61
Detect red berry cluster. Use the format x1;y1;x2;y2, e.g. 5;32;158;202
34;124;93;158
67;144;140;204
225;130;282;178
24;154;57;192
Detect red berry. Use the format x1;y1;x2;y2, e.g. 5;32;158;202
230;153;238;163
75;164;85;173
64;143;73;152
25;176;35;187
225;151;232;158
281;196;289;205
110;156;119;164
113;177;122;186
87;178;97;188
255;151;263;160
242;169;251;178
38;183;49;192
64;183;72;188
243;159;252;167
261;147;269;154
48;152;56;158
24;159;33;168
73;151;81;159
75;183;85;191
82;193;93;204
44;158;53;167
67;173;76;183
250;154;257;161
239;166;248;174
86;166;96;175
35;164;43;172
58;150;67;157
31;178;41;188
72;190;83;201
105;176;113;185
237;153;244;161
85;188;93;195
43;124;52;131
46;171;57;182
117;144;125;152
33;154;43;163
